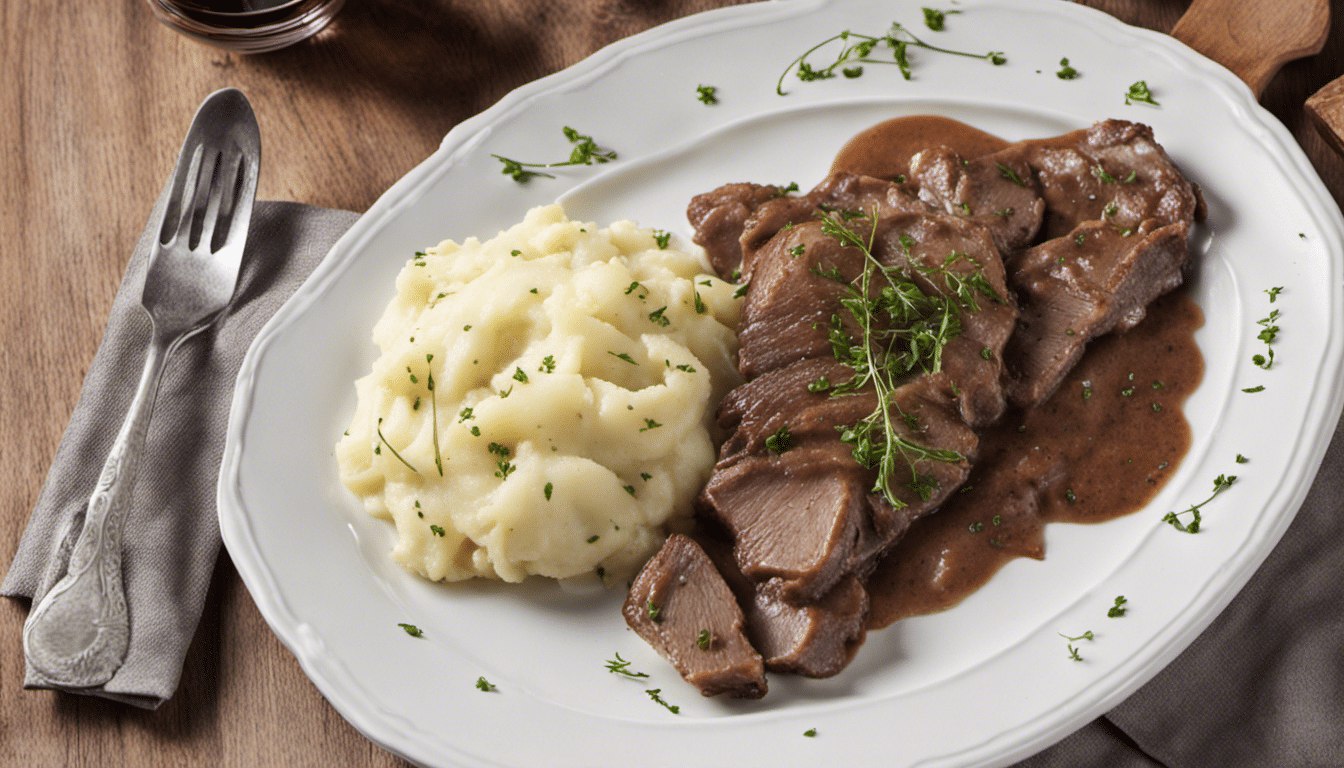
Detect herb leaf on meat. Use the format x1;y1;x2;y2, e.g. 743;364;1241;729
815;208;995;507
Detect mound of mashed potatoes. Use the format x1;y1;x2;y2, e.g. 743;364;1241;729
336;205;742;584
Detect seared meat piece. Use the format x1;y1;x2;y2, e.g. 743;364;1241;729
688;182;790;279
700;536;869;678
736;207;1015;427
997;119;1201;407
622;534;768;699
1009;118;1202;245
700;444;878;604
738;172;928;281
747;576;869;677
1003;220;1190;407
715;357;874;467
701;365;976;604
909;146;1045;255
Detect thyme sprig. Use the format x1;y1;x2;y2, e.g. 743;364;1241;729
777;22;1006;96
493;126;616;182
1163;473;1237;533
814;208;992;507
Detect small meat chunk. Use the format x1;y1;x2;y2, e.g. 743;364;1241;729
623;534;768;699
909;146;1045;255
688;182;788;280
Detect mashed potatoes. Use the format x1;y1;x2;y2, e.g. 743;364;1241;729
336;205;741;584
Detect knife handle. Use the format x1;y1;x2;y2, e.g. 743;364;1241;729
21;328;178;688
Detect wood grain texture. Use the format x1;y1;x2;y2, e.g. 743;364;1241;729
1171;0;1330;97
1;1;1343;766
1307;73;1344;158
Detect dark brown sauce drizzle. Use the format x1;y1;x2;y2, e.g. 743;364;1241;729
822;116;1205;627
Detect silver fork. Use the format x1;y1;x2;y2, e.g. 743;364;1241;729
22;88;260;688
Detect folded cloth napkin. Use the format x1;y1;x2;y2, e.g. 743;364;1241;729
1017;416;1344;767
1;198;359;709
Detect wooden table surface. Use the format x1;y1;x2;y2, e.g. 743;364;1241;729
3;1;1343;765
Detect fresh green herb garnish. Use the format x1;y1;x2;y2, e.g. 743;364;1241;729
429;524;445;537
646;599;662;623
696;84;718;105
493;126;616;182
606;653;650;678
1235;454;1249;464
513;367;529;383
1060;630;1094;642
376;418;418;473
1056;57;1079;80
1163;473;1237;533
1108;595;1128;618
539;355;556;373
648;306;671;327
609;351;638;365
1265;286;1283;303
1257;309;1280;344
487;442;515;480
804;728;818;737
645;688;680;714
544;482;553;501
475;676;497;692
426;366;444;475
777;22;1006;96
696;629;713;650
814;208;986;507
640;418;663;432
653;229;672;249
1242;385;1265;393
1124;80;1159;106
997;163;1027;186
398;623;424;638
921;7;960;31
765;424;793;454
1066;644;1084;661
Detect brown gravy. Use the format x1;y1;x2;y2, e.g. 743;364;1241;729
823;116;1205;628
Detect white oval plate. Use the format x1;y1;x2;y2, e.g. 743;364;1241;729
219;1;1344;766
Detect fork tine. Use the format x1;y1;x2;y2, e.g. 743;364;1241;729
186;149;220;251
197;146;238;254
158;142;204;246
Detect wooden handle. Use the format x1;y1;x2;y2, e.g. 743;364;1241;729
1170;0;1329;99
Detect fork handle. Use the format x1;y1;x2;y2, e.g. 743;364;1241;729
22;327;178;687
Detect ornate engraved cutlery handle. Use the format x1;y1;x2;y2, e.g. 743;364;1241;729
22;330;178;687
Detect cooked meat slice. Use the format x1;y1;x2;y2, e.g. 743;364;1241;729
699;444;878;604
737;172;928;282
622;534;768;699
1003;218;1190;407
909;146;1045;254
737;207;1016;426
1014;118;1202;245
688;182;789;280
715;357;873;466
747;576;869;677
698;538;869;679
702;371;976;604
864;375;978;544
734;221;866;379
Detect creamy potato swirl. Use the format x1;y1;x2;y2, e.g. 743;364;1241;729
337;205;741;584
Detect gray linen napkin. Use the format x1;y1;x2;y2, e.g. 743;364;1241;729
1017;417;1344;767
1;199;359;709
